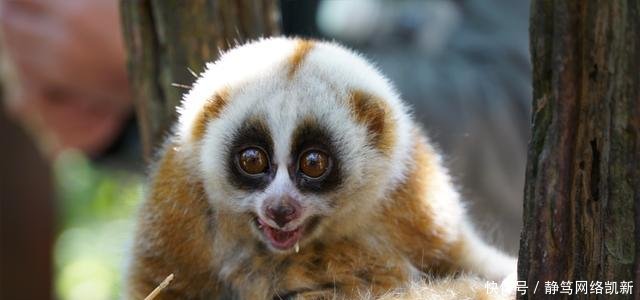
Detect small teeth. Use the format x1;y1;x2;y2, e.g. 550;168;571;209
295;242;300;253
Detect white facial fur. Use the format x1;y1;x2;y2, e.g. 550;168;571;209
175;37;415;241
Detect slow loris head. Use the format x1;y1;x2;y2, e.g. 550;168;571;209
175;38;414;253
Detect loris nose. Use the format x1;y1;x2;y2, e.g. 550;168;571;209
265;201;300;228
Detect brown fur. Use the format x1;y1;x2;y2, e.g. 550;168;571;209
191;88;230;140
381;134;458;274
127;38;514;299
126;145;219;299
348;90;396;155
288;39;315;78
217;237;415;299
127;131;495;299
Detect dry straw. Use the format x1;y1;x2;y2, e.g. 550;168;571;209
143;273;174;300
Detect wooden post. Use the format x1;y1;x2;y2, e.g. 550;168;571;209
519;1;639;299
120;0;281;160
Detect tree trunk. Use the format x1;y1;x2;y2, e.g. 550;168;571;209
0;103;54;300
519;1;639;299
120;0;281;160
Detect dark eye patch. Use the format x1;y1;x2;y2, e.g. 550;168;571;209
289;119;342;193
227;117;275;190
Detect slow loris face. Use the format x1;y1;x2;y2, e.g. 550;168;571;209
177;38;413;253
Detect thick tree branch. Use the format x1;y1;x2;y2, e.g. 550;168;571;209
519;1;639;299
120;0;281;160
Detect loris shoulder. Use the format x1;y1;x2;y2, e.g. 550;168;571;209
126;37;516;300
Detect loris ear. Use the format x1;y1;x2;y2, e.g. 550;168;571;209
192;88;230;141
348;90;396;155
127;145;218;299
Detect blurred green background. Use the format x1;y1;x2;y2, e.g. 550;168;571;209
53;151;141;300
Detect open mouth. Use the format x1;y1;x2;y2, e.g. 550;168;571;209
255;217;304;251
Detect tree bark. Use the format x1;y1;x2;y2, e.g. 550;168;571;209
519;1;639;299
0;103;54;300
120;0;281;160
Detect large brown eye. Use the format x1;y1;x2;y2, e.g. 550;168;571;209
238;147;269;175
299;150;330;178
